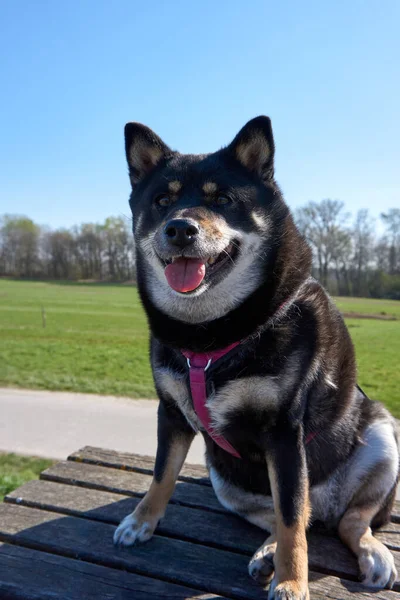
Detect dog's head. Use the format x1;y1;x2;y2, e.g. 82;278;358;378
126;117;305;324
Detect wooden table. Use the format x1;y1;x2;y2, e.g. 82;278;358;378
0;447;399;599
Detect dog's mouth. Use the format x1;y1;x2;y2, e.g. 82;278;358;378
163;242;239;293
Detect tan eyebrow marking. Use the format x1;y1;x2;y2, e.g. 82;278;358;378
168;180;182;193
202;182;218;194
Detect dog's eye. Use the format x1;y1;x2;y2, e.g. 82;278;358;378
155;195;171;208
215;195;231;206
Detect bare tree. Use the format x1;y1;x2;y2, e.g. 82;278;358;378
351;209;375;296
42;229;78;279
381;209;400;275
74;223;103;279
0;215;41;277
102;217;132;280
295;199;350;288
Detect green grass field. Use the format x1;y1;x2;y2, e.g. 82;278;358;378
0;279;154;398
0;453;54;502
0;279;399;416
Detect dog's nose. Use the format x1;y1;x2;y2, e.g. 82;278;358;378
163;219;200;248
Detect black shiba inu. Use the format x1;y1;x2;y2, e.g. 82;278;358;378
114;117;399;599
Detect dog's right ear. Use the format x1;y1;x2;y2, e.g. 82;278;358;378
227;116;275;181
124;123;172;187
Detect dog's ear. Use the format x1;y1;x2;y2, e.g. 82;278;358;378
227;116;275;181
125;123;172;186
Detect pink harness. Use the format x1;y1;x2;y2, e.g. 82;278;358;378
181;342;242;458
182;339;316;458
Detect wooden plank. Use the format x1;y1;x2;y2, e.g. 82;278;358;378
69;446;400;522
6;479;268;553
40;460;400;551
69;445;211;485
0;503;268;600
5;479;400;585
375;521;400;552
0;503;397;600
41;460;227;513
0;542;225;599
307;571;399;599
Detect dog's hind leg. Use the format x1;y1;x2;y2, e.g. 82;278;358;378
113;399;195;546
339;503;397;589
338;418;399;589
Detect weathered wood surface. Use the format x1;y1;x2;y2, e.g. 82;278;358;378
69;446;400;521
0;502;281;600
0;542;224;599
41;460;226;512
7;477;400;553
0;447;399;600
7;478;400;572
70;445;212;484
0;503;397;600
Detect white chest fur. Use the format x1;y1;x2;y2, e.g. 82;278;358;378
154;366;280;436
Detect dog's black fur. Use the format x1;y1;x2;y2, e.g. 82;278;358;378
115;117;399;597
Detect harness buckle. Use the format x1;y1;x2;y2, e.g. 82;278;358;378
186;357;212;371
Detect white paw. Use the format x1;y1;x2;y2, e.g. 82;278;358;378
267;576;309;600
359;543;397;589
113;513;157;547
248;543;275;585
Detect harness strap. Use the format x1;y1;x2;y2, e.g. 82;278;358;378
182;343;241;458
181;293;317;458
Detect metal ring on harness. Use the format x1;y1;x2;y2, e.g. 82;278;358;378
186;357;212;371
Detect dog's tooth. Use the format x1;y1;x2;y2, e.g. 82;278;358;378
208;257;216;265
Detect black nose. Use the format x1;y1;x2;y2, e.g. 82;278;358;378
163;219;200;248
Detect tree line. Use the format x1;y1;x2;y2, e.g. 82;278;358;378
0;203;399;299
0;215;136;282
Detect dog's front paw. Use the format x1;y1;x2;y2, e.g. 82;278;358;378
268;577;309;600
248;541;276;585
358;542;397;589
113;512;159;547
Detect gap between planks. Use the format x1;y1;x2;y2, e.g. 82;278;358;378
0;542;228;600
68;446;400;523
0;502;398;600
5;476;400;585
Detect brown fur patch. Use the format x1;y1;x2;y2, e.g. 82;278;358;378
236;134;270;172
202;182;218;194
339;505;381;555
168;180;182;194
129;142;164;181
177;207;226;240
268;463;309;594
127;437;190;523
339;505;397;589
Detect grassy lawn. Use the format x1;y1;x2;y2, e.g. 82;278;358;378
0;279;155;398
345;319;399;416
0;453;54;502
0;279;398;416
334;296;400;318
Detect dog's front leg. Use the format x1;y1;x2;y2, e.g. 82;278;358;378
113;399;195;546
266;426;310;600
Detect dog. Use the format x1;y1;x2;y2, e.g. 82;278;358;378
113;116;399;599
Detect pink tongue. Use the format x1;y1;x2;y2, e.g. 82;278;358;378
165;258;206;292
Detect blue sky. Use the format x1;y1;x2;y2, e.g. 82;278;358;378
0;0;399;229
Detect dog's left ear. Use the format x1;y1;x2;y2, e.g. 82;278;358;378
125;122;172;187
227;116;275;181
